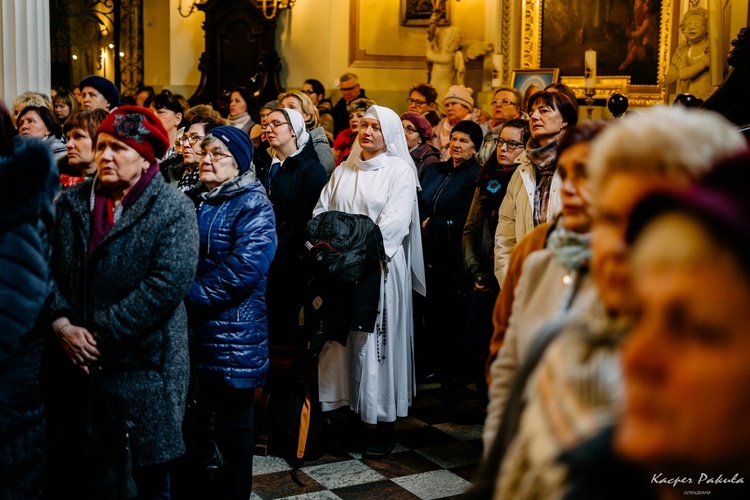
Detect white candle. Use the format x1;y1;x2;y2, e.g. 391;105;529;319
585;49;597;89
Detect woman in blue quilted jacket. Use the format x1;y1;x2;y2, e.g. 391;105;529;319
185;126;277;499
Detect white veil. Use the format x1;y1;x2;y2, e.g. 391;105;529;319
347;105;426;296
278;107;311;152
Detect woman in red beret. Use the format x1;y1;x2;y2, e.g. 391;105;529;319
43;106;200;498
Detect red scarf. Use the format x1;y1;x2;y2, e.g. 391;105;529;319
89;162;160;258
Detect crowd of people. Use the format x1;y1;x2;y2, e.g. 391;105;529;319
1;69;749;500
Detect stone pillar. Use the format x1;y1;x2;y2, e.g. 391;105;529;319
0;0;51;106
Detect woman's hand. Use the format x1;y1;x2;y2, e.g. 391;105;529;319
52;317;100;373
474;278;490;292
422;217;430;230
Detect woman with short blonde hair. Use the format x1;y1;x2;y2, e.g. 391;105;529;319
278;90;335;174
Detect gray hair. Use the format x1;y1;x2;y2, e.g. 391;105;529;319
588;106;746;191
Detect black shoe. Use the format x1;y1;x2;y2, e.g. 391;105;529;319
362;421;395;460
362;438;396;459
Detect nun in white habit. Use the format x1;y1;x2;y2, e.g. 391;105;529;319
314;105;426;458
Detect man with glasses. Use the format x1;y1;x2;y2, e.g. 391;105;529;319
332;72;367;136
476;87;523;166
406;83;440;127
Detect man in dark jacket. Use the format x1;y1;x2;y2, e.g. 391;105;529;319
332;72;367;136
0;103;59;499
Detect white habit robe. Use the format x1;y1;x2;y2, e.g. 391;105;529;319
313;150;420;424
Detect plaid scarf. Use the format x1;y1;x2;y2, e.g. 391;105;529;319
525;138;558;226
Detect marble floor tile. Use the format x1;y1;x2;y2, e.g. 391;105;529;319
252;470;326;499
254;454;293;475
279;491;344;500
447;399;481;412
392;469;472;499
448;463;481;482
302;459;385;489
346;442;408;460
432;422;484;441
410;393;443;408
394;416;430;430
414;442;483;469
331;479;420;499
361;450;442;478
408;404;462;425
394;425;460;450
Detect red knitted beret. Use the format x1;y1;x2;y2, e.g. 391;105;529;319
96;105;170;163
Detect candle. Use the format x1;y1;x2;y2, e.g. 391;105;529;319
585;49;597;89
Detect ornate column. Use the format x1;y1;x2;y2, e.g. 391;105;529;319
0;0;51;104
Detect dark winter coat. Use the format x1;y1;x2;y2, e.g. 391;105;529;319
0;138;58;498
265;139;327;346
47;173;199;467
187;172;277;389
332;88;367;136
410;142;441;179
419;156;481;273
462;157;518;288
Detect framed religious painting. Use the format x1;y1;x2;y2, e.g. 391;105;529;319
511;68;560;108
520;0;678;105
401;0;451;27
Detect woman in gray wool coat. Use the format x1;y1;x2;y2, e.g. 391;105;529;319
43;106;199;498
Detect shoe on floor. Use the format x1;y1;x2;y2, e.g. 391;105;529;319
362;421;396;459
362;438;395;459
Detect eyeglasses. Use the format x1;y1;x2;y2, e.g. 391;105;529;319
406;98;428;106
340;84;359;92
199;150;232;161
491;99;518;107
262;120;291;131
495;138;525;150
403;126;419;134
178;135;204;146
301;89;316;95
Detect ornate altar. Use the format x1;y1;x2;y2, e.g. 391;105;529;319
188;0;282;109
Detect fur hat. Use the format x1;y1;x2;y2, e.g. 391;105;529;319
208;126;254;173
97;106;169;163
444;85;474;109
400;111;434;142
79;76;120;109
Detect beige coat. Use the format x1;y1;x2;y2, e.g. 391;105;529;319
493;151;561;285
483;248;595;453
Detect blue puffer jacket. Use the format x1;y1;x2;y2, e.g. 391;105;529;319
187;172;278;389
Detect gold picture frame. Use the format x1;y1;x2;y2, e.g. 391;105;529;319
511;68;560;98
521;0;678;106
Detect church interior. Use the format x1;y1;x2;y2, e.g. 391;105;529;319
2;1;750;499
